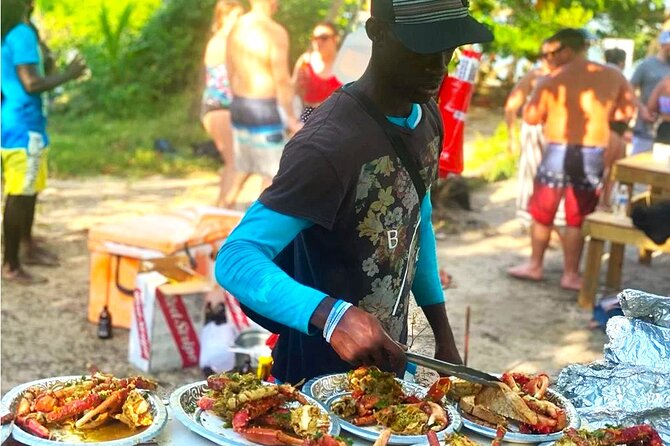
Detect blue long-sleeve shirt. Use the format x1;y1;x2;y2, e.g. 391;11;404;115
216;193;443;335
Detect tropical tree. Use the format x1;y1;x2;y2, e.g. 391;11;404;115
472;0;666;59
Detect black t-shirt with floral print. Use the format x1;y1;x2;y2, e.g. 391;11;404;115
256;89;442;383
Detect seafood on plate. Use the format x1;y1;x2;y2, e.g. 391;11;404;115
447;372;568;435
12;372;157;440
426;426;506;446
197;372;356;446
330;366;452;435
1;412;14;425
555;425;663;446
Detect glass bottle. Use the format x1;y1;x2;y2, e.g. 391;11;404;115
97;306;113;339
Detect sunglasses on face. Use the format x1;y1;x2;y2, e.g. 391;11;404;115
540;45;564;59
312;34;334;42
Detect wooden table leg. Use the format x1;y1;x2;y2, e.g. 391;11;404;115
638;248;653;265
579;238;605;309
606;243;624;290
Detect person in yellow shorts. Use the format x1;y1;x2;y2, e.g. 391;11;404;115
2;0;86;284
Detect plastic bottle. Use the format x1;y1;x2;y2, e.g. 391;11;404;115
332;14;372;84
615;185;629;217
97;306;113;339
256;356;273;380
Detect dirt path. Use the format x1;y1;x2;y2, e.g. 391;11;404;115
2;108;669;396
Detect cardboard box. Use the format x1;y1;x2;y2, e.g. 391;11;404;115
87;206;242;328
129;257;213;373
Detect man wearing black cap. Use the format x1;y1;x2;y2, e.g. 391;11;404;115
216;0;493;383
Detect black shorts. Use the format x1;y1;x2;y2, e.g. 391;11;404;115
609;121;628;137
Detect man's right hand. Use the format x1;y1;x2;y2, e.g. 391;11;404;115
329;306;406;376
66;55;88;80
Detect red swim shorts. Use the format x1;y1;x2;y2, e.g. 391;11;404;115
528;143;604;227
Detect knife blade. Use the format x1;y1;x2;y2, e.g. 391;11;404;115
406;351;502;387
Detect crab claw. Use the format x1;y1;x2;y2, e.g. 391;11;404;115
16;416;50;439
426;377;451;402
46;393;101;424
423;401;448;431
426;431;440;446
232;410;252;431
237;427;304;446
522;374;549;399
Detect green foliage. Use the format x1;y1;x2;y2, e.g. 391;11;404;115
600;0;666;59
465;122;518;183
472;0;666;59
36;0;159;49
36;0;215;116
275;0;359;63
123;0;217;104
47;93;215;178
99;3;133;81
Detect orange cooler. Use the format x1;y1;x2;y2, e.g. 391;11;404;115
87;206;243;328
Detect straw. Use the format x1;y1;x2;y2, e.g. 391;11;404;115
464;305;471;366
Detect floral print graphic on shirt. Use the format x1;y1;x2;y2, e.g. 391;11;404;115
355;135;441;340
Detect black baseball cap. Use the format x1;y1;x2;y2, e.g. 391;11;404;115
371;0;494;54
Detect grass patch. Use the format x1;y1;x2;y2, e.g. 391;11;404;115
47;93;218;178
465;122;519;182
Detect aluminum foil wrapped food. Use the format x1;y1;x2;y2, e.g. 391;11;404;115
618;288;670;328
556;289;670;444
604;317;670;373
557;362;670;442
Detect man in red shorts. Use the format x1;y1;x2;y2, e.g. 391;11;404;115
508;28;635;291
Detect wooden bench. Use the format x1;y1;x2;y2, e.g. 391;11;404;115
578;211;670;309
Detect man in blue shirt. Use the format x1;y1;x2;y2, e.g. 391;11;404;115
216;0;493;383
2;0;86;284
630;30;670;154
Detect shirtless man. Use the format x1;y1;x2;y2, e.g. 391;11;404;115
508;28;636;291
226;0;301;205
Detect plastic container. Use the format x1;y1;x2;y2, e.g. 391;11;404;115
87;206;242;328
332;17;371;84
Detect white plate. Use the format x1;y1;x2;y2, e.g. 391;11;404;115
1;422;12;444
169;380;340;446
304;373;462;445
1;403;13;444
451;379;580;444
0;375;167;446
